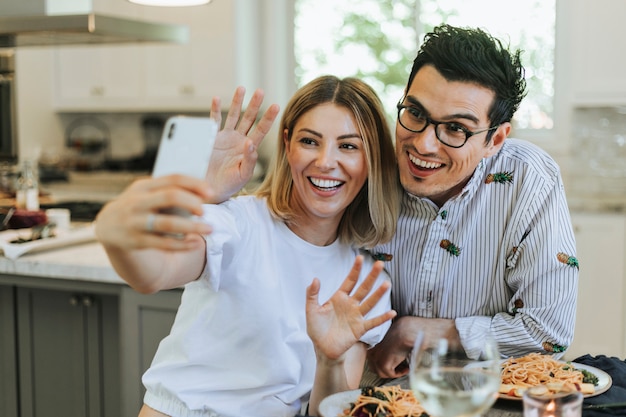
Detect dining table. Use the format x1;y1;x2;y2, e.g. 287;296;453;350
314;354;626;417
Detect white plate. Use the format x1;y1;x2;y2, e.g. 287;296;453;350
499;362;612;400
0;223;96;259
318;389;361;417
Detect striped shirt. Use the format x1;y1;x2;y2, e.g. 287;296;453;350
373;139;579;358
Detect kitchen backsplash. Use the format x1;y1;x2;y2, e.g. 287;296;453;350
567;106;626;211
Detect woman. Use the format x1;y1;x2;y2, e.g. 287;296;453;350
95;75;401;417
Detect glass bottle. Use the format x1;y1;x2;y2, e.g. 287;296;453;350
15;160;39;211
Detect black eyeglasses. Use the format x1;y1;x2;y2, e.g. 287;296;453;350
397;102;499;148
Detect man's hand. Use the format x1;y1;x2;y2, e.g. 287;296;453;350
366;316;462;379
206;87;280;203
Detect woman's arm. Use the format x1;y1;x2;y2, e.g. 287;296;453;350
95;174;213;293
306;257;396;415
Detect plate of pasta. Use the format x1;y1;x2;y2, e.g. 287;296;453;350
497;352;612;400
319;385;427;417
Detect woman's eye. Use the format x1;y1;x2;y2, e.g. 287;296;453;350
298;137;316;145
340;142;359;150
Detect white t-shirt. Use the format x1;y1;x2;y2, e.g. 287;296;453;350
142;196;392;417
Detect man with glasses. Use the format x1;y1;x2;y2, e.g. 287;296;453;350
364;24;577;380
208;23;578;378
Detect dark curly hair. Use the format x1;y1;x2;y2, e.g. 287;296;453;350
407;24;527;138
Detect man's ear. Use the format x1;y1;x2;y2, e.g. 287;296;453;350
484;122;511;158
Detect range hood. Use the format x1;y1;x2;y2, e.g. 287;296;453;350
0;14;189;47
0;0;189;48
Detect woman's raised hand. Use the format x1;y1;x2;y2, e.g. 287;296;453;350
205;87;280;203
305;256;396;361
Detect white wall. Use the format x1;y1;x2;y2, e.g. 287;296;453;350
15;48;64;162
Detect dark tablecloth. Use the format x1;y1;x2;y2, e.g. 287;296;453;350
574;354;626;416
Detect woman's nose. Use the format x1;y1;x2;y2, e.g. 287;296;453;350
315;145;337;170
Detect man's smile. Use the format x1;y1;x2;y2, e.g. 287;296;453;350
408;153;443;169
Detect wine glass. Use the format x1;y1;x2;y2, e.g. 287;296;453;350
409;331;501;417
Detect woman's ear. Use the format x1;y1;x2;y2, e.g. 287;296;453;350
283;128;290;152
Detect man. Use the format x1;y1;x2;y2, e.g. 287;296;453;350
208;23;578;381
364;24;577;380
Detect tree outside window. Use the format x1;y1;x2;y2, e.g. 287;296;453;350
294;0;555;133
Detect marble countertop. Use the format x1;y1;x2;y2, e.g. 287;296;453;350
0;239;125;285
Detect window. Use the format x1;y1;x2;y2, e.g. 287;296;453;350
294;0;556;134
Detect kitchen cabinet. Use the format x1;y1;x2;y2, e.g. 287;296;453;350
0;286;18;417
569;0;626;106
53;0;237;112
119;287;181;416
565;212;626;360
15;286;119;417
0;275;181;417
54;45;144;111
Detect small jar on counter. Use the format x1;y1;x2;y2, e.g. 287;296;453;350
15;160;39;211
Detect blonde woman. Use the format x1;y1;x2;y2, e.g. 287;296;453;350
96;76;401;417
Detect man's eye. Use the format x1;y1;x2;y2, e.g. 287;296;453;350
444;122;467;134
407;107;426;120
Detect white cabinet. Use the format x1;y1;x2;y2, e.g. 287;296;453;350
565;212;626;360
54;45;144;110
568;0;626;106
53;0;238;112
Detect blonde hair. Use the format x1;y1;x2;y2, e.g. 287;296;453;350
255;75;400;248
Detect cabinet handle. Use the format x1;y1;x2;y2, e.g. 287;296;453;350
69;294;95;307
90;86;105;96
82;295;94;307
180;85;194;95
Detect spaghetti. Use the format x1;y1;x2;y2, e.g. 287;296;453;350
500;352;594;397
342;385;426;417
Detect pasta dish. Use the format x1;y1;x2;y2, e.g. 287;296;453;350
342;385;426;417
500;352;596;397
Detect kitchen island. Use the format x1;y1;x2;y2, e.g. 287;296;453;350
0;238;182;417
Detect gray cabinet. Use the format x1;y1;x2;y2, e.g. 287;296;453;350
16;287;119;417
0;275;181;417
0;285;18;417
120;287;182;416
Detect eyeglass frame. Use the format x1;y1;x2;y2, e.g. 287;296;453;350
396;101;500;149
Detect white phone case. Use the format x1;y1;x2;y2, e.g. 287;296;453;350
152;116;218;179
151;116;218;218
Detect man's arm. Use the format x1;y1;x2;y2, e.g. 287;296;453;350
366;316;463;379
457;176;578;359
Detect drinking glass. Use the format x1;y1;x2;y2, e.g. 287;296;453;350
409;331;501;417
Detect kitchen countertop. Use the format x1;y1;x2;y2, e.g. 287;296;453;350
0;238;125;284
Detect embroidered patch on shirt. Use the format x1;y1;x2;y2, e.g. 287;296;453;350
510;298;524;316
440;239;461;256
372;252;393;261
485;171;514;184
557;252;579;270
542;341;567;353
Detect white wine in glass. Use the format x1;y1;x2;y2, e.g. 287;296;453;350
409;331;501;417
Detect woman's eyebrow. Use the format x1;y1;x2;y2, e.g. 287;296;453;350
297;127;322;137
298;128;362;141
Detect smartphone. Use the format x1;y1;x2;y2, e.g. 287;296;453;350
151;116;218;217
